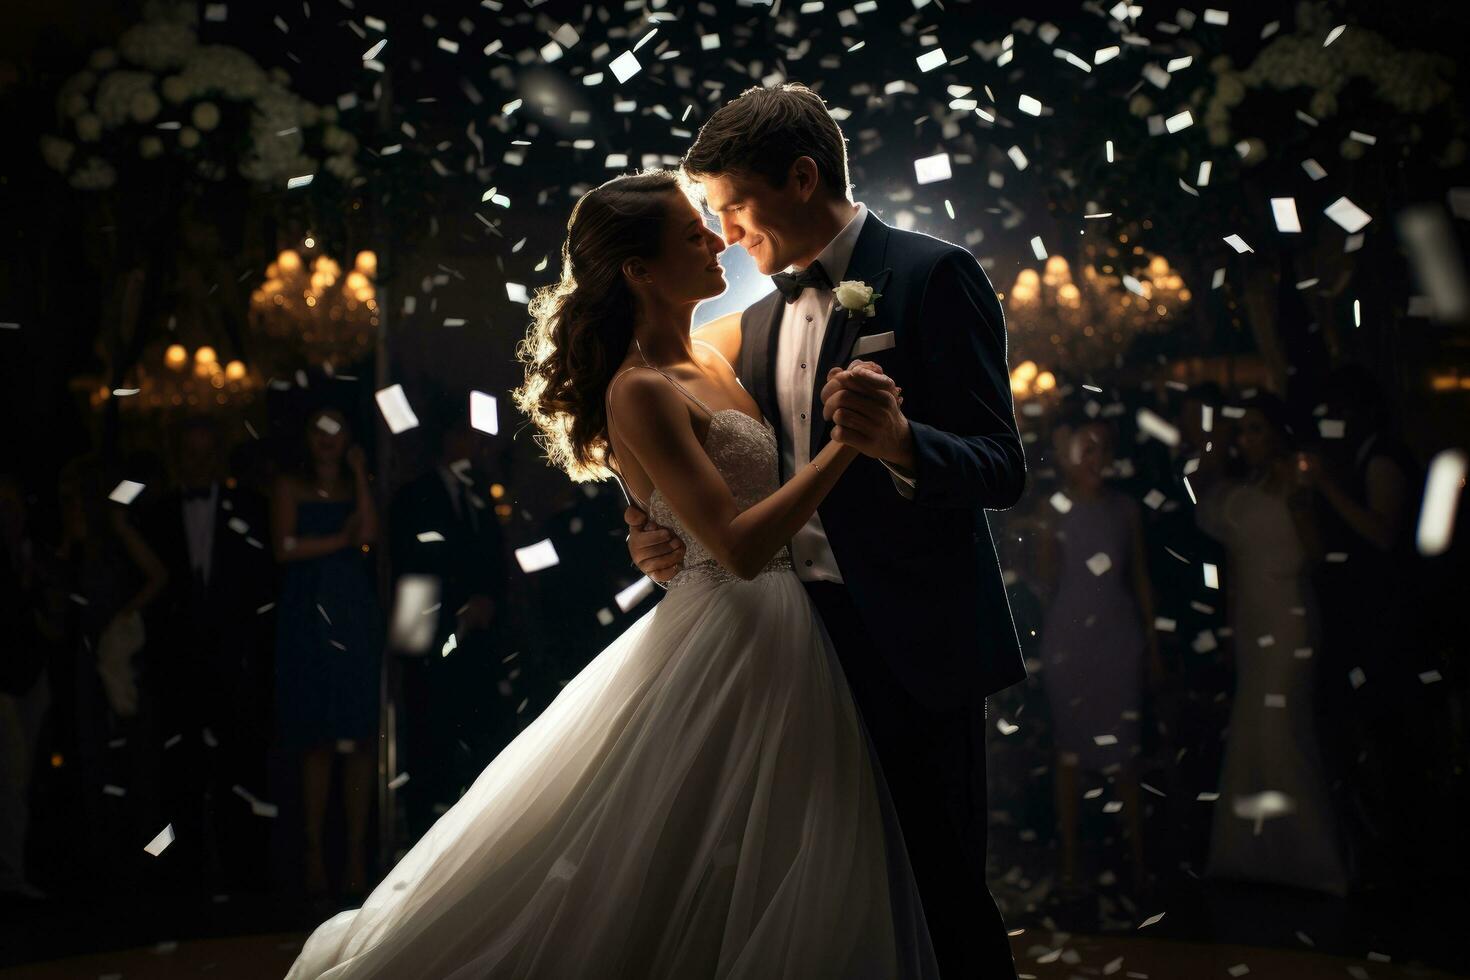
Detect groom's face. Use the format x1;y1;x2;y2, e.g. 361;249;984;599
697;169;811;276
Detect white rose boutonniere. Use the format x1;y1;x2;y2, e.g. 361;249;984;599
834;279;880;318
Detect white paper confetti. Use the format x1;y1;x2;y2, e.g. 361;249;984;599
1203;562;1220;589
1324;196;1372;233
515;539;561;573
1416;449;1466;556
916;48;948;73
375;383;420;434
1271;198;1302;233
913;153;952;184
470;390;499;435
144;823;175;856
615;576;655;612
389;575;440;654
1049;491;1073;513
1165;109;1193;133
1136;408;1180;446
1086;552;1113;576
609;50;642;84
108;480;146;505
1223;234;1254;254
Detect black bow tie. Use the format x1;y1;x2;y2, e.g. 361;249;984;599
771;260;833;304
182;487;213;501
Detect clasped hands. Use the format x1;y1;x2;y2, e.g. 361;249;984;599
821;359;913;470
625;360;911;584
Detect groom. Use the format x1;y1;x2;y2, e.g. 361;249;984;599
626;83;1027;977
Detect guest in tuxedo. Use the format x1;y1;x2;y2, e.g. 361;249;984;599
389;408;509;841
272;407;383;900
149;416;276;892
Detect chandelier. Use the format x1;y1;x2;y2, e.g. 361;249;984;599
250;248;379;372
86;341;263;414
1005;253;1190;374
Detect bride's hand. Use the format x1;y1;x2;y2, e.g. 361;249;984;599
625;506;686;584
821;363;908;462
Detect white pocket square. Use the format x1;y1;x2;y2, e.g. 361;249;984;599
852;331;896;356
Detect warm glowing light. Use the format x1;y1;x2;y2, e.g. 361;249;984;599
195;346;217;365
346;270;369;293
355;250;378;276
304;236;316;248
225;360;246;380
165;344;188;369
1014;360;1038;382
1035;371;1056;391
490;483;506;499
1016;268;1040;288
277;250;302;273
1148;255;1170;277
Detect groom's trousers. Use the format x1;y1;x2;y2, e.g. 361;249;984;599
804;582;1018;980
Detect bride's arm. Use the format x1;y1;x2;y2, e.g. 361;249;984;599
611;369;857;581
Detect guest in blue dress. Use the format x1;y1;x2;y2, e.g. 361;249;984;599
1036;418;1160;892
271;407;383;900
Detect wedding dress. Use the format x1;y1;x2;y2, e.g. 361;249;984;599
284;362;938;978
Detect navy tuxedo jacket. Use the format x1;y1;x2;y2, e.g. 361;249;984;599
738;211;1027;709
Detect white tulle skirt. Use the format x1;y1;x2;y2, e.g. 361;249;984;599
284;568;937;979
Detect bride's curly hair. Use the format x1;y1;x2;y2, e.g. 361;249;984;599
513;169;684;482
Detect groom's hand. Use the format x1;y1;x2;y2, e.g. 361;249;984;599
821;362;915;470
625;506;686;584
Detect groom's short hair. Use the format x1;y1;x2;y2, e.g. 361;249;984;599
682;83;850;199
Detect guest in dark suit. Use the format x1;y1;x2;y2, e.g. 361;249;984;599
149;416;276;892
626;83;1026;978
390;408;509;841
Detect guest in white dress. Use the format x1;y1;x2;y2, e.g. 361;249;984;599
1194;394;1349;896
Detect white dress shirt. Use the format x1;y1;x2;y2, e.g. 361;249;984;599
774;202;916;583
182;482;219;586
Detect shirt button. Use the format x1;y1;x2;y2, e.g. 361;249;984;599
800;413;807;420
800;362;807;369
805;560;813;567
805;315;813;322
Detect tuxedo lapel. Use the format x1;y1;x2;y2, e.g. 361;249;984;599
809;214;892;461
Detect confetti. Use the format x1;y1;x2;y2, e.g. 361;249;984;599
1086;552;1113;576
144;823;175;856
1018;94;1043;116
389;575;440;654
515;539;561;573
1007;145;1030;171
1324;196;1372;233
1397;206;1470;324
615;577;655;612
1138;912;1166;929
108;479;146;505
916;48;948;73
1030;236;1048;260
913;153;952;184
609;50;642;84
1271;198;1302;233
1223;234;1254;254
1136;408;1180;446
375;383;420;434
1049;491;1073;513
1416;449;1466;556
1202;563;1220;589
470;390;499;435
286;174;314;189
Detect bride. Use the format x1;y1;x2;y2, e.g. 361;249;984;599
283;169;938;979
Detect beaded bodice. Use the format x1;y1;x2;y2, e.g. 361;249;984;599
647;409;792;589
609;341;793;590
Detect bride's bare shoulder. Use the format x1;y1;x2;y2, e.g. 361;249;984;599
691;312;742;368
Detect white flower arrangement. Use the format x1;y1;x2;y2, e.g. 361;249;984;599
1196;1;1459;156
42;1;359;190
